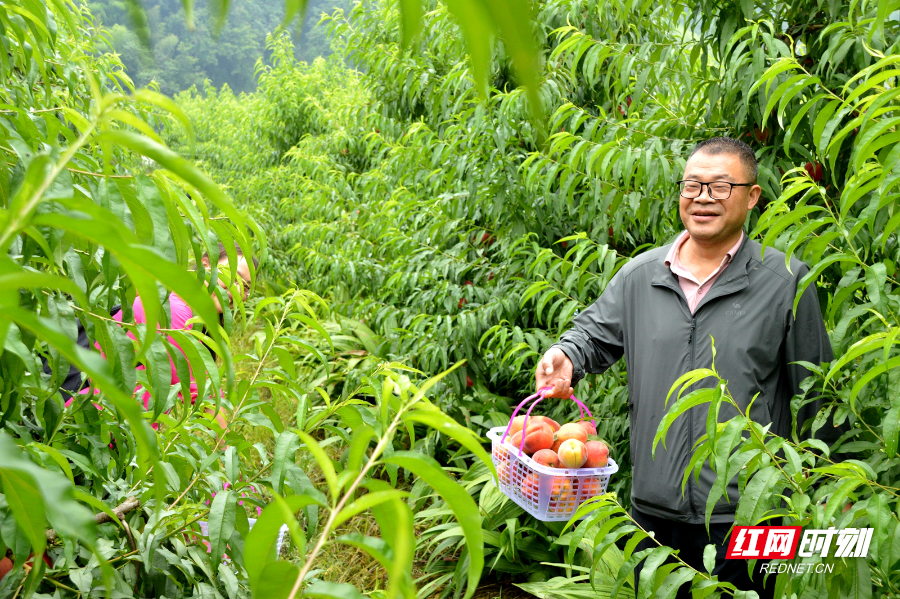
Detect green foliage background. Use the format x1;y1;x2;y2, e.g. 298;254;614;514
3;0;900;596
171;0;900;596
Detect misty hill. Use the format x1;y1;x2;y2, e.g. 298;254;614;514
88;0;348;95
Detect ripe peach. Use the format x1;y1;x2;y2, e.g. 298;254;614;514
523;429;554;454
804;161;824;182
509;415;552;437
552;422;588;451
497;461;512;485
508;416;528;436
551;476;574;498
520;473;539;499
493;446;510;468
509;421;554;454
532;449;560;468
549;477;576;512
560;422;589;442
584;440;609;468
557;439;588;468
576;476;602;495
527;421;553;435
577;420;597;436
532;416;560;432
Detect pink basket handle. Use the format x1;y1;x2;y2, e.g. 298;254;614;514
501;387;596;457
500;388;544;445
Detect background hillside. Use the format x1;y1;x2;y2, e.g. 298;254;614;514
86;0;348;94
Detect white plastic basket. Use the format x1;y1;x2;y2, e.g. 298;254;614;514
487;388;618;521
488;427;618;521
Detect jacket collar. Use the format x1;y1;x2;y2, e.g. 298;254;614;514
650;233;752;312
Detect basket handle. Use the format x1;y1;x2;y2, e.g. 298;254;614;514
525;388;597;431
501;387;597;457
500;388;545;445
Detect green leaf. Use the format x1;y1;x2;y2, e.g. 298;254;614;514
208;490;237;565
865;263;889;315
271;493;309;560
335;534;393;570
611;547;653;599
442;0;493;99
637;546;674;599
793;254;861;315
1;309;158;482
735;466;781;525
72;490;123;529
703;544;716;574
304;581;369;599
0;469;47;556
30;442;74;483
0;432;96;553
397;0;422;47
270;431;300;495
883;403;900;458
655;567;695;599
403;410;495;477
654;388;717;455
0;269;88;308
376;495;416;599
282;0;308;27
383;451;483;599
256;561;299;599
845;550;873;598
347;425;377;472
333;489;411;528
665;368;718;405
120;0;152;46
848;355;900;410
245;495;317;593
296;429;338;502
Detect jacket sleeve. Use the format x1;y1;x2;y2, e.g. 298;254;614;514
784;265;839;443
551;268;627;387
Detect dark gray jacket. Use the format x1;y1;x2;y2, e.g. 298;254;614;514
552;235;835;524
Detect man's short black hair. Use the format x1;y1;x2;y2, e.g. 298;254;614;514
689;137;758;183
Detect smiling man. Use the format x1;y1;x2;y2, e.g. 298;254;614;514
535;137;837;598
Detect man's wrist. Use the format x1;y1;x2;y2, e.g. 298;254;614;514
549;343;584;387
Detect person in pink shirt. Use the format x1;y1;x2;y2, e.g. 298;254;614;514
105;291;196;411
68;244;256;429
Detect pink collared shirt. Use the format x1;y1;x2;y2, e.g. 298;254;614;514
67;292;200;411
665;231;744;313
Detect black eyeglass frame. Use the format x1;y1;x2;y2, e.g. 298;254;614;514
676;179;755;200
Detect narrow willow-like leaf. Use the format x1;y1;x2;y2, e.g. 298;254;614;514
384;452;483;599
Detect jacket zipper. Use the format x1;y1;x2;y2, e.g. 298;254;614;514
653;264;749;523
687;316;697;519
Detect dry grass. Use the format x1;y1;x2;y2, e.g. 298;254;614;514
313;514;388;589
278;512;538;599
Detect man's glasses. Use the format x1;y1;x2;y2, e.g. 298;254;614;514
677;180;754;200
